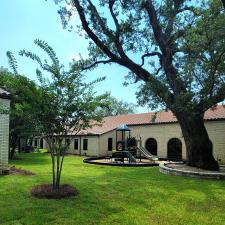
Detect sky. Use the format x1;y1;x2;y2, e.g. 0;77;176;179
0;0;149;113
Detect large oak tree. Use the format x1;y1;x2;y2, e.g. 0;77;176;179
57;0;225;170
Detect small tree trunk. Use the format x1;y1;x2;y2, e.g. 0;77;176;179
56;154;65;189
18;138;21;153
9;137;18;159
176;113;219;171
55;152;61;189
51;153;56;188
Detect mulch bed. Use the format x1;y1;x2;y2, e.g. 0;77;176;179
31;184;79;199
9;166;35;176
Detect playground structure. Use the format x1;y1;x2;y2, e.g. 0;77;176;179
112;124;158;163
83;124;160;166
83;124;161;166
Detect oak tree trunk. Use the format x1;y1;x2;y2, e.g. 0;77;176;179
176;113;219;171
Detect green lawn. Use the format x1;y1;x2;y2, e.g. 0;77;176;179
1;154;225;225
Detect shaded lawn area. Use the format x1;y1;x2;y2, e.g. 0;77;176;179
0;154;225;225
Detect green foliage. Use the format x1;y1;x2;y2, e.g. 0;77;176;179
55;0;225;169
95;95;137;117
0;104;9;114
181;0;225;109
0;67;42;158
57;0;225;112
6;51;18;75
20;39;108;188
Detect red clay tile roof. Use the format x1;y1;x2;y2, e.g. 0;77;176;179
77;105;225;135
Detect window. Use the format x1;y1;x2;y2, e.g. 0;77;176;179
83;139;88;150
34;139;38;147
74;139;79;150
65;138;70;145
108;138;113;151
40;138;44;149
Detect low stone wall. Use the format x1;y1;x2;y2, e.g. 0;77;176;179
83;157;159;167
159;163;225;180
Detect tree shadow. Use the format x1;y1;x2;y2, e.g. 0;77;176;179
4;154;225;224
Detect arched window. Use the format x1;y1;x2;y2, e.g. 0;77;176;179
167;138;182;161
145;138;157;156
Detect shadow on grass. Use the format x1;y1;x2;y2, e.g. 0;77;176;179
4;153;225;225
10;153;50;166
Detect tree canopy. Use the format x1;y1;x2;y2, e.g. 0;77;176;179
55;0;225;170
20;39;108;188
0;67;42;158
96;95;136;117
57;0;225;113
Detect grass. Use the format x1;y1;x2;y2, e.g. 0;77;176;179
0;153;225;225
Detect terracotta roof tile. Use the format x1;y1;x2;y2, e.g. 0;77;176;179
77;105;225;135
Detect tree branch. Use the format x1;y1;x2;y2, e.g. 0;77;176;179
108;0;129;58
72;0;174;105
71;0;120;61
87;0;114;39
82;59;114;70
177;6;198;15
142;0;167;55
142;0;186;94
140;52;162;66
109;0;120;40
221;0;225;9
203;84;225;111
208;48;225;98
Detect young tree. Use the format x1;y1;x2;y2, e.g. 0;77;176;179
20;39;108;189
56;0;225;170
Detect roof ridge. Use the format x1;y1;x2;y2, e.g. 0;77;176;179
103;110;166;119
75;105;225;136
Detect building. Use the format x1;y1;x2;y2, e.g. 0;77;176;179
0;88;11;174
35;105;225;163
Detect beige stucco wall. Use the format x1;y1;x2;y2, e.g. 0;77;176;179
66;136;99;156
98;131;116;156
80;136;99;156
39;120;225;162
130;123;186;159
0;98;10;173
205;121;225;163
95;120;225;162
66;137;80;155
96;123;185;159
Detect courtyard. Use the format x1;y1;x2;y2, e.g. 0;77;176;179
1;153;225;225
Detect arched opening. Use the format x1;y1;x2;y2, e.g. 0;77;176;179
40;138;44;149
145;138;157;156
167;138;182;161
